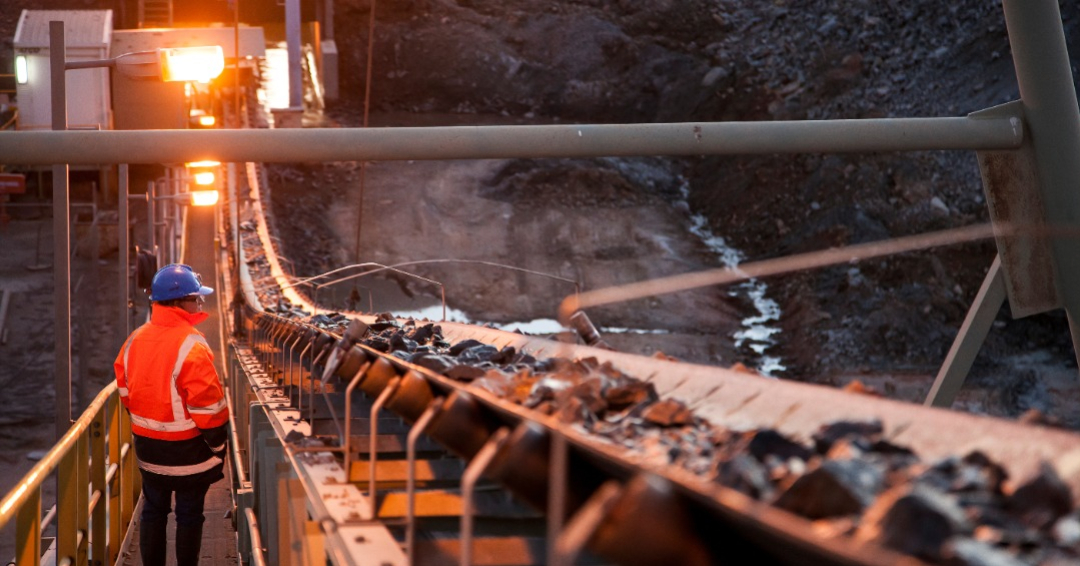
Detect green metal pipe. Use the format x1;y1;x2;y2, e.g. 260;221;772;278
0;116;1022;165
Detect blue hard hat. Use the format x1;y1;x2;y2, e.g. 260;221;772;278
150;264;214;301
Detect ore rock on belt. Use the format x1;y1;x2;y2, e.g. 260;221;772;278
715;454;774;499
746;429;814;463
773;458;885;519
287;312;1080;564
641;398;693;427
858;483;970;562
1006;462;1073;531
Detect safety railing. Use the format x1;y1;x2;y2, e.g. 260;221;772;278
0;382;140;566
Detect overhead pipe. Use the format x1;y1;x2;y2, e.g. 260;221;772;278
0;116;1022;165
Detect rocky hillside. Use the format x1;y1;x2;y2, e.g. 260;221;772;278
323;0;1079;391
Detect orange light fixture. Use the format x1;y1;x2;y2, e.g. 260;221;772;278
193;171;216;186
159;46;226;83
190;190;220;206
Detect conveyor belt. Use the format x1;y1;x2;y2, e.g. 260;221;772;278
220;141;1080;565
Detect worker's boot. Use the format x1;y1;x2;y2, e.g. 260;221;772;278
139;520;167;566
175;524;204;566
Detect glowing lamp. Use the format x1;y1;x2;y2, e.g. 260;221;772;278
15;56;28;84
192;171;215;185
197;115;216;127
190;190;219;206
159;46;226;83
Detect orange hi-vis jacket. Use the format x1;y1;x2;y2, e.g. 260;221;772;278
114;305;229;479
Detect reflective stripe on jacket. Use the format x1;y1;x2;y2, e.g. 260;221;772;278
114;304;229;477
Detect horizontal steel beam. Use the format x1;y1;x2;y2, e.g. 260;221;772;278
1;116;1022;165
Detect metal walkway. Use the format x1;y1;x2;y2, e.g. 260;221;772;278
117;474;235;566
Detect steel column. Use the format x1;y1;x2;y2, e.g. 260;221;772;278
925;256;1007;407
147;181;157;265
285;0;302;109
1002;0;1080;367
119;164;130;340
50;21;72;442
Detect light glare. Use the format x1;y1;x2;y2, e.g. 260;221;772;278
190;190;219;206
159;46;225;83
197;115;216;127
193;171;215;186
15;56;27;84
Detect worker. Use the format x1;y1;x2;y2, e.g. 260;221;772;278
114;263;229;566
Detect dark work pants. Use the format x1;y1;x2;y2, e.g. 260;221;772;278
139;477;211;566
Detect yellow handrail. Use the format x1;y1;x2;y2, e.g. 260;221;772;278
0;382;139;566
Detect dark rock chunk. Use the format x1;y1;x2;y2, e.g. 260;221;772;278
446;364;486;381
389;332;416;353
812;419;884;454
523;377;571;409
560;379;607;418
409;353;455;375
369;314;400;332
449;339;485;356
408;323;435;344
604;381;657;411
943;451;1009;495
459;344;501;364
716;454;774;499
365;336;390;353
557;396;595;425
747;429;813;463
774;458;884;519
310;314;335;327
284;429;308;443
491;345;517;364
857;485;970;562
1007;462;1073;530
641;399;693;427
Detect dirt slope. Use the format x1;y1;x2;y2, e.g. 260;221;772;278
276;0;1080;423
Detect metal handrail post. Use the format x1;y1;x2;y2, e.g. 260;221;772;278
285;331;299;388
14;486;41;566
296;340;313;416
90;412;107;566
342;361;372;482
309;341;333;424
461;428;510;566
76;429;89;564
406;398;443;565
547;430;568;564
245;508;269;566
56;435;82;564
123;405;139;528
279;324;292;383
271;324;284;382
107;394;123;565
551;481;623;566
367;378;401;519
